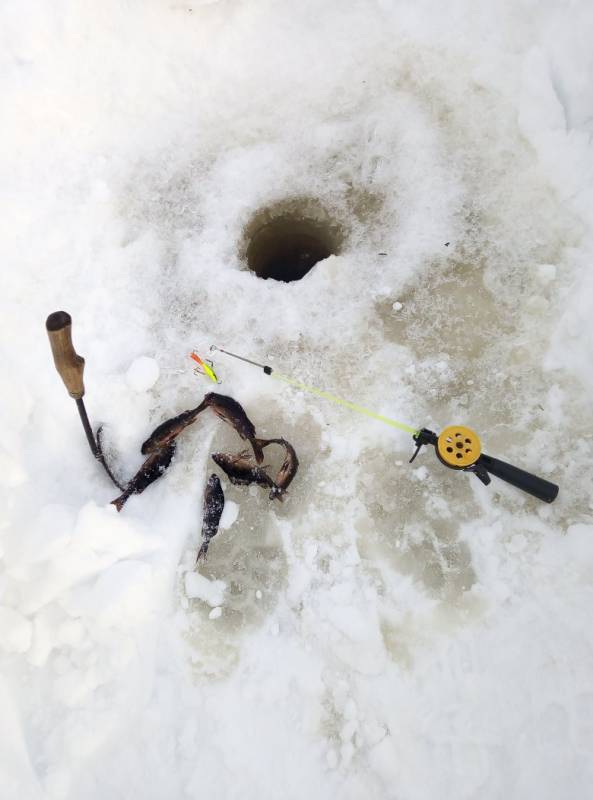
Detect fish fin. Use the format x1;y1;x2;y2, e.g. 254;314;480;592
251;438;265;464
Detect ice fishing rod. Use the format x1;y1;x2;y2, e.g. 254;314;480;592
46;312;124;490
210;346;559;503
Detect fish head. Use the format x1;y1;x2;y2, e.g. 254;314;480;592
269;484;285;502
206;393;256;438
211;452;233;470
207;473;222;491
140;437;158;455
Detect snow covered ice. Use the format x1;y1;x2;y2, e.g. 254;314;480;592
2;1;593;798
126;356;160;393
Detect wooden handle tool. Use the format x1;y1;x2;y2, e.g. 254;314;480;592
45;310;125;490
46;311;86;399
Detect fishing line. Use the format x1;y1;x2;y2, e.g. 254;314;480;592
204;346;558;503
271;372;418;434
210;346;419;435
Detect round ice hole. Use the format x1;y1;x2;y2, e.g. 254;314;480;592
247;217;335;282
243;200;343;283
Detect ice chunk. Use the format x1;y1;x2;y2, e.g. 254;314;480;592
125;357;159;392
185;573;226;607
537;263;557;283
219;500;239;530
0;451;27;488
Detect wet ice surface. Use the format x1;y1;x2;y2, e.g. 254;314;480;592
2;1;593;798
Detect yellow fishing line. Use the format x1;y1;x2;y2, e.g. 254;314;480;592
272;372;419;435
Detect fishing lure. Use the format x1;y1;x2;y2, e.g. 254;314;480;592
190;351;221;384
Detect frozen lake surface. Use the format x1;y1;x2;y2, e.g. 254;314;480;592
1;1;593;798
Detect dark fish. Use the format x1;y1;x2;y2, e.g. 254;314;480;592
196;474;225;563
211;451;277;491
259;438;299;501
141;401;208;455
203;393;264;463
110;442;176;512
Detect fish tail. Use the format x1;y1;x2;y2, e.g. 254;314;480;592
196;541;209;563
110;490;130;513
257;437;275;450
251;438;265;464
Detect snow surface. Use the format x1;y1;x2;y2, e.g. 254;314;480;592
126;356;160;393
2;1;593;798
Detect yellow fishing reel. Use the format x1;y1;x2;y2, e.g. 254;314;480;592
436;425;481;469
410;424;558;503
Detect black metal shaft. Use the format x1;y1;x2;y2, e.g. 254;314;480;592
75;399;125;490
212;346;271;372
76;398;99;457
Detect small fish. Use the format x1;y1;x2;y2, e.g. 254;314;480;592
211;451;277;491
196;474;225;563
204;393;264;463
110;442;176;512
141;401;208;455
259;438;299;501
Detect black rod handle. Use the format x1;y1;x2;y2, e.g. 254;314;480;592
477;453;559;503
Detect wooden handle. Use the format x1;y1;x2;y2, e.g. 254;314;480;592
46;311;86;399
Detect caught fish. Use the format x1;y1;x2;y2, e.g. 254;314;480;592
110;442;176;512
211;451;278;491
141;401;208;455
203;393;264;463
196;474;225;563
259;438;299;501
